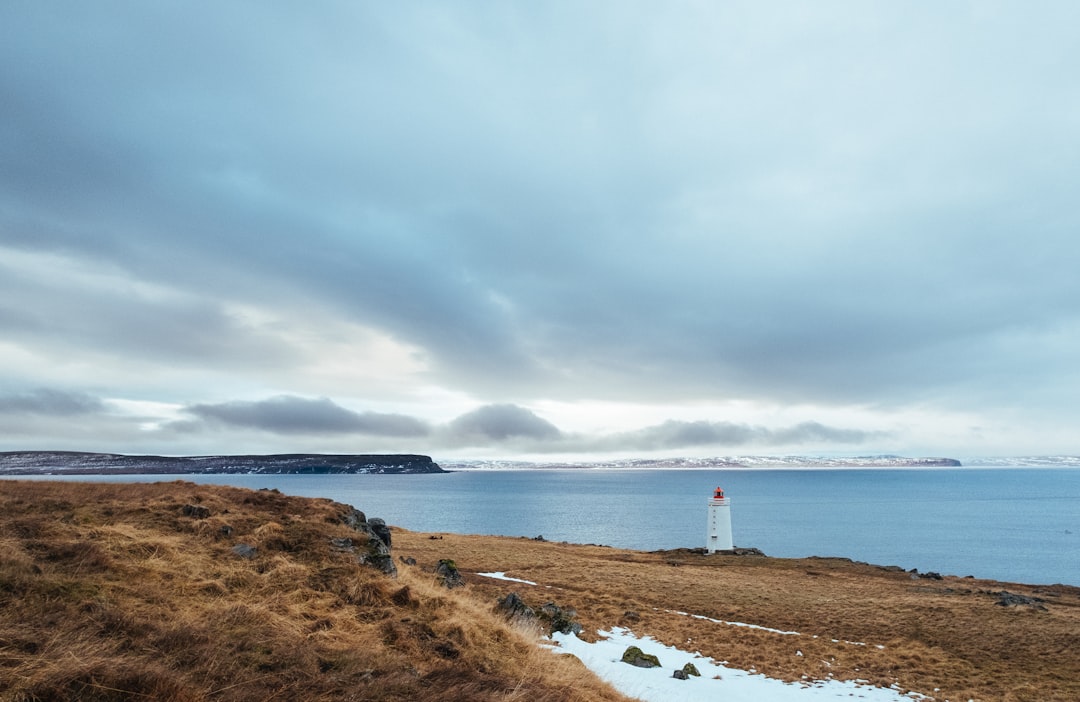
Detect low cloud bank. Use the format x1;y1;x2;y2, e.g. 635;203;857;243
0;389;877;454
0;388;106;416
184;396;431;437
175;396;874;452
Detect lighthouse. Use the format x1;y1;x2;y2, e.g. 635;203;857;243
706;486;733;553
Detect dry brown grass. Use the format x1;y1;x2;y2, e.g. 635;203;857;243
0;481;629;702
394;531;1080;702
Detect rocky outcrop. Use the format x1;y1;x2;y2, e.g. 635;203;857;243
339;508;397;577
539;601;582;635
495;593;583;636
995;591;1047;610
496;592;536;624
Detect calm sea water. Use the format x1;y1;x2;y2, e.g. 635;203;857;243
23;468;1080;586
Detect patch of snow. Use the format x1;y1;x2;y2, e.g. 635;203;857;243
666;609;885;649
549;627;928;702
666;608;801;635
476;571;537;585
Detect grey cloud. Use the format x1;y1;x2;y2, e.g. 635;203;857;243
437;405;874;452
444;404;562;443
0;388;105;416
1;3;1080;456
184;396;431;437
567;419;880;454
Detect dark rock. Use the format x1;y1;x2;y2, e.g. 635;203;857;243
182;504;210;519
218;525;234;538
435;559;464;589
367;518;392;549
920;571;944;580
232;544;257;559
340;509;397;577
995;591;1047;610
672;669;689;680
496;592;536;623
539;601;582;635
360;541;397;577
340;508;367;529
533;535;546;541
622;610;641;622
399;556;416;566
621;645;661;668
681;662;701;677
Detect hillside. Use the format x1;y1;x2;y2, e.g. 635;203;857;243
2;480;1078;701
0;480;620;701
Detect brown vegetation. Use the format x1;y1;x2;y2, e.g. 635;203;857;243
395;532;1080;702
2;480;1078;702
0;481;627;702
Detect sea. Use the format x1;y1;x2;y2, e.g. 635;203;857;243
21;467;1080;587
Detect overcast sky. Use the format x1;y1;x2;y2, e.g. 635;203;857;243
2;3;1078;460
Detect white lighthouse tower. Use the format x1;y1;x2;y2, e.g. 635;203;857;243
706;486;733;553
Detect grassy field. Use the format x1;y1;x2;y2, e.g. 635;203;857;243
394;529;1080;701
1;480;1077;701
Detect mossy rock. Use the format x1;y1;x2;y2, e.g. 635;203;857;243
681;662;701;677
621;645;661;668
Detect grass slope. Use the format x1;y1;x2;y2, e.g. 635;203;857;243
0;481;626;702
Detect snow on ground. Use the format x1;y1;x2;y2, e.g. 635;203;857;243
549;627;929;702
476;571;538;585
665;609;887;649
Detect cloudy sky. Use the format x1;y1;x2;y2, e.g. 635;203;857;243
2;3;1078;460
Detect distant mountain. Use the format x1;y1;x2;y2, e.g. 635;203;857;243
440;455;962;470
0;451;445;475
961;456;1080;467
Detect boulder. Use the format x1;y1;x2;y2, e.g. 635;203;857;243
681;662;701;677
621;645;661;668
435;559;464;589
367;518;392;549
539;601;582;635
672;669;689;680
231;544;257;559
496;592;536;623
